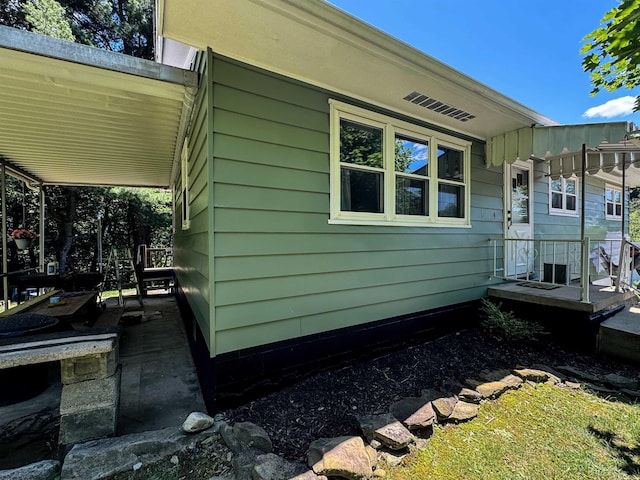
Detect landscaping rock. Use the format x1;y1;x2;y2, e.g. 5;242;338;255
182;411;215;433
377;450;405;467
0;460;60;480
233;422;273;453
513;368;553;383
439;380;482;404
448;401;480;423
358;413;414;450
307;436;374;480
500;374;524;389
233;447;263;480
475;381;509;399
480;369;513;382
219;421;242;453
531;364;566;383
432;396;457;421
603;373;639;391
621;388;640;399
252;453;308;480
565;381;581;390
555;365;601;383
389;397;435;430
61;427;216;480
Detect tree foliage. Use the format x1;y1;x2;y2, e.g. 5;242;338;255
582;0;640;110
0;0;153;59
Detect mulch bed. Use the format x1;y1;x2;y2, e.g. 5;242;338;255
224;328;640;463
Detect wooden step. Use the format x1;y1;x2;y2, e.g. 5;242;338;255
598;305;640;364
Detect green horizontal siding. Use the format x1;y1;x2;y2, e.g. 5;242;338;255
208;55;500;355
173;55;213;350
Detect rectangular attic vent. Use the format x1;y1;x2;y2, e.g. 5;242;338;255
403;91;476;122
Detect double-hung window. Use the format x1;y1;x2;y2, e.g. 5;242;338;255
605;185;622;220
549;177;578;216
330;100;471;227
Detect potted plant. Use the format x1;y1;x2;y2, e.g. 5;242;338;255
11;228;37;250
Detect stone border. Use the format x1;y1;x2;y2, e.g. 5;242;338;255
3;364;640;480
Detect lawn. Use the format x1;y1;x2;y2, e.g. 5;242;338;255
388;383;640;479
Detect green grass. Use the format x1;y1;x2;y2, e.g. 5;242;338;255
387;384;640;480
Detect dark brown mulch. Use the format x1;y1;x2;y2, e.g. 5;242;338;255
224;328;640;463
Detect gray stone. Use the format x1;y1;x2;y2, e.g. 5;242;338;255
448;401;480;423
389;397;435;430
252;453;308;480
182;411;215;433
431;397;457;420
555;365;601;383
61;427;217;480
584;383;619;394
475;381;509;399
419;388;443;401
60;368;120;415
622;388;640;398
0;460;60;480
233;447;263;480
307;436;373;480
439;380;482;404
358;413;414;450
565;381;582;390
233;422;273;453
603;373;639;390
61;346;118;384
220;421;242;453
59;403;119;451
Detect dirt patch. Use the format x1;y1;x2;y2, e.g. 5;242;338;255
224;328;640;463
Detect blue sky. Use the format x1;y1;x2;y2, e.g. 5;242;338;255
328;0;639;126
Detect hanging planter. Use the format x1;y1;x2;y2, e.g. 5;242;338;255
11;229;36;250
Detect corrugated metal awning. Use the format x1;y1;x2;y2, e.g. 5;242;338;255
489;122;640;186
0;27;197;187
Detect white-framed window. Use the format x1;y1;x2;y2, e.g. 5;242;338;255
329;100;471;227
181;138;191;230
549;176;578;216
606;185;622;220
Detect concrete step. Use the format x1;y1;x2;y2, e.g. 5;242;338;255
598;305;640;364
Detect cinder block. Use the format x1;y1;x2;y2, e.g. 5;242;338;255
60;366;121;415
61;345;118;384
59;405;119;448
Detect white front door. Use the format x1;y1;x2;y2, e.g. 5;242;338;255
505;160;534;278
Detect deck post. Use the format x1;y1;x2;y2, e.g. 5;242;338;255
1;164;6;311
581;237;590;303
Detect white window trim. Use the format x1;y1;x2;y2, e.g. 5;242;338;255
329;100;471;227
549;176;578;217
181;138;191;230
605;184;623;220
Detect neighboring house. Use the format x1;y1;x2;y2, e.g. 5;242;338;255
155;0;640;403
1;1;639;408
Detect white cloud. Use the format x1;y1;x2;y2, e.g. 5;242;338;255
583;96;636;119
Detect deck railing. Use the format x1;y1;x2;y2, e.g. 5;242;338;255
490;237;639;303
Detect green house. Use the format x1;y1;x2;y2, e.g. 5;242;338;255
1;0;639;407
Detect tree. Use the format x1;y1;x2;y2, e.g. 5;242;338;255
23;0;74;40
581;0;640;110
0;0;153;60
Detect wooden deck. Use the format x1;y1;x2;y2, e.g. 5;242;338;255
488;281;636;313
598;306;640;364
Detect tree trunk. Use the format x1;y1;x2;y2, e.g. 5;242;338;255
57;189;77;273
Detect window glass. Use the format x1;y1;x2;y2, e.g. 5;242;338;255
616;204;622;216
395;136;428;176
551;179;562;192
396;177;428;216
566;180;576;195
437;146;463;182
340;119;383;168
552;192;563;210
566;195;576;211
340;168;383;213
438;184;464;218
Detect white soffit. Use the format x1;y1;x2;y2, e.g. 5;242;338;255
157;0;556;140
0;27;197;187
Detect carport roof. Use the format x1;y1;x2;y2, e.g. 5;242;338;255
0;26;197;187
